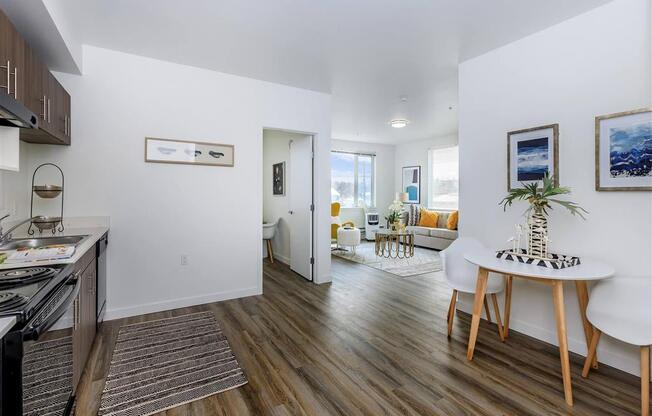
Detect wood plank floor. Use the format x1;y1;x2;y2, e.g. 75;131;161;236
74;257;644;416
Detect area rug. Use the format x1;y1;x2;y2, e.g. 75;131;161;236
23;336;73;416
98;312;248;416
333;241;443;277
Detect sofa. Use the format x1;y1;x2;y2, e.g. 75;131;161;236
400;208;458;250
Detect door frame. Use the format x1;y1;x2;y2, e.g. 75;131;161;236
262;127;315;283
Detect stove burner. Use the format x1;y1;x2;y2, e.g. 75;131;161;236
0;292;28;312
0;267;57;287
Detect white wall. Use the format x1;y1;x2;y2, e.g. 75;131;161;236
263;130;305;264
331;139;395;225
394;134;457;207
5;45;332;320
459;0;651;376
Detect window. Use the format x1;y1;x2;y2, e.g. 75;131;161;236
428;146;459;210
331;151;375;208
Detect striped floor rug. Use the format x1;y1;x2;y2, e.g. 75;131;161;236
23;336;73;416
98;312;248;416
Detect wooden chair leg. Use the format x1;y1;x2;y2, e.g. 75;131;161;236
483;296;492;323
491;293;505;342
642;346;650;416
266;240;275;264
447;290;458;337
582;329;601;378
467;268;489;361
504;276;513;338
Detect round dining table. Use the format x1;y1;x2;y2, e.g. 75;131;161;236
464;251;615;406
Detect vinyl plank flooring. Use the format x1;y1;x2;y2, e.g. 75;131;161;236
74;257;643;416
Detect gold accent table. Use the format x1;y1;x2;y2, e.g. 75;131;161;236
374;229;415;259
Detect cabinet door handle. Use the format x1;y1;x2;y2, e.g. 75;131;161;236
47;98;51;123
73;298;78;331
13;65;17;99
41;96;47;120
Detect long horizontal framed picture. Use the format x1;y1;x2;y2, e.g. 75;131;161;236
595;108;652;191
507;124;559;191
145;137;234;167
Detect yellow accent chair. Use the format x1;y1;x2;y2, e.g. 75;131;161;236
331;202;355;242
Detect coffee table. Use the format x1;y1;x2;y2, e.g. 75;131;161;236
375;229;414;259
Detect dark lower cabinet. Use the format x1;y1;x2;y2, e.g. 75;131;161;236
71;248;97;392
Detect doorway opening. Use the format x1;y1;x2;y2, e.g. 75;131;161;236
262;129;314;281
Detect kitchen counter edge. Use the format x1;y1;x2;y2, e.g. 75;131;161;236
0;226;109;270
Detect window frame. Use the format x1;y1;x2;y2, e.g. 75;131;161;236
331;150;376;209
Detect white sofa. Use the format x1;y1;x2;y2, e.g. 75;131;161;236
400;209;458;250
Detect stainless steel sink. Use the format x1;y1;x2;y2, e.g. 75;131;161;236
0;235;89;251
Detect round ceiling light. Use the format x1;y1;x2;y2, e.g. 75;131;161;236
390;119;409;129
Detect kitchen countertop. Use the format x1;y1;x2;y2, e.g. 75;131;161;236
0;225;109;270
0;316;16;338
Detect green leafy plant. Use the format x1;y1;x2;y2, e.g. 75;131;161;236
500;173;588;219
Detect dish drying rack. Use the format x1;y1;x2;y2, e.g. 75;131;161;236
28;163;65;235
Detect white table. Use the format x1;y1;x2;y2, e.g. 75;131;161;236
464;252;615;406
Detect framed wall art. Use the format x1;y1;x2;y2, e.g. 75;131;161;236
273;162;285;196
145;137;234;167
507;124;559;191
402;166;421;204
595;108;652;191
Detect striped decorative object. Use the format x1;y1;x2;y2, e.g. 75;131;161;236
496;249;581;269
98;312;247;416
23;336;73;416
407;204;421;226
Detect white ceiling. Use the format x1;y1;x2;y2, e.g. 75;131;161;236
47;0;612;144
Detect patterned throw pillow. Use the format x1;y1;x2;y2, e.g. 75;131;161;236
407;204;421;226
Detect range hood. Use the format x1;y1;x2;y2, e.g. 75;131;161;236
0;93;37;129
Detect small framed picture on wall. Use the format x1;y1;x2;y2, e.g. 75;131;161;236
402;166;421;204
507;124;559;191
273;162;285;196
595;108;652;191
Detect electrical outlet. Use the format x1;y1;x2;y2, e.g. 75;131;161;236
180;255;188;266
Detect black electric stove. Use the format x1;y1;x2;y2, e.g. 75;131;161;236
0;263;79;416
0;265;72;326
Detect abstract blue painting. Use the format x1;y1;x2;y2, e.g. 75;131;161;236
609;121;652;178
517;137;549;181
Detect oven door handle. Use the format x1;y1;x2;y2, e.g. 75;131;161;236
22;274;81;341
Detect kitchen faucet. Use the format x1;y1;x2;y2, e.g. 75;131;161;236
0;215;45;244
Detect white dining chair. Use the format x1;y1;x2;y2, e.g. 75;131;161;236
582;276;651;416
441;237;506;340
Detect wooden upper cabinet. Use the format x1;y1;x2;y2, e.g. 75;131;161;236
23;47;45;118
0;9;71;145
0;10;24;102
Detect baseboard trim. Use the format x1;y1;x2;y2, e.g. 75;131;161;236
104;286;261;321
273;253;290;265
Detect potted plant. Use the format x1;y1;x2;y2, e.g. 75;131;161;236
500;173;587;258
385;200;404;231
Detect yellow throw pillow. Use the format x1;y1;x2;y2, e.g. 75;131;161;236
447;211;459;230
418;209;439;228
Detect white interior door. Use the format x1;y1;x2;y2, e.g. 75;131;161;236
289;135;313;280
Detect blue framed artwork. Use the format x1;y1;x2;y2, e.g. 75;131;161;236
596;108;652;191
402;166;421;204
507;124;559;191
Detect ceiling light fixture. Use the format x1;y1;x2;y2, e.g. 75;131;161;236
390;119;409;129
